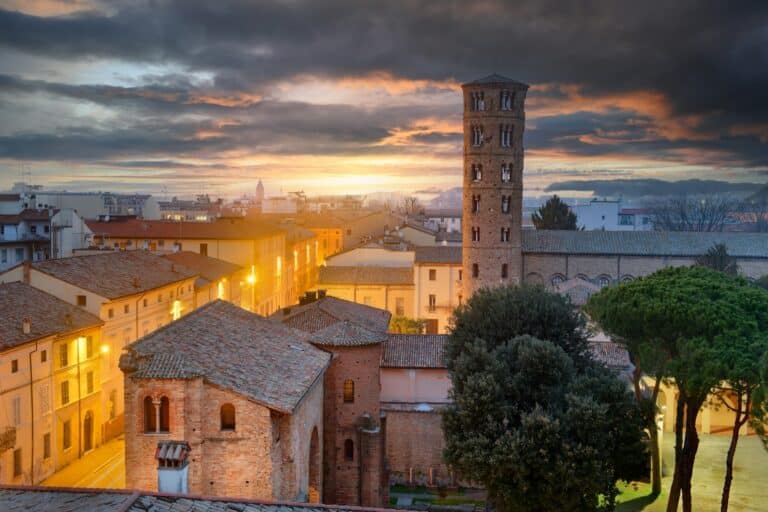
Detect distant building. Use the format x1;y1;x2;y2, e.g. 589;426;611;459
570;199;653;231
421;208;462;233
0;282;103;485
262;196;299;214
6;185;161;220
157;195;220;222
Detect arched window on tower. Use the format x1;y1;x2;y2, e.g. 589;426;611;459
501;263;509;279
500;124;512;148
220;403;236;431
471;91;485;111
471;195;480;213
343;379;355;403
501;195;510;214
472;164;482;181
472;126;484;147
501;228;510;242
472;263;479;278
500;90;514;110
471;227;480;242
501;163;511;183
344;439;354;461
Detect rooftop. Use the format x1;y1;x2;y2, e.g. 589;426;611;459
382;334;448;369
414;246;462;264
162;251;242;283
319;266;414;286
522;230;768;258
0;486;399;512
463;74;529;88
0;282;103;352
32;251;198;299
86;217;284;241
124;300;330;413
0;209;52;224
273;296;391;344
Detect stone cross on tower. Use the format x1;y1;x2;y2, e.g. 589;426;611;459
461;74;529;299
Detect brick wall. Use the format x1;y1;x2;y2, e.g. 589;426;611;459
384;410;452;487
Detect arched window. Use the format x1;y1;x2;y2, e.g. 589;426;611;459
472;263;479;278
343;379;355;403
501;163;511;182
551;274;565;287
621;275;634;283
220;403;236;431
143;396;155;433
344;439;354;461
159;396;170;432
597;275;611;288
501;264;509;279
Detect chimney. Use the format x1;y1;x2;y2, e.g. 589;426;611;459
305;290;317;303
317;289;327;299
282;306;292;316
22;261;31;284
133;276;140;288
22;317;31;334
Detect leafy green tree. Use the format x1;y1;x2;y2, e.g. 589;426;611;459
586;266;768;512
445;286;646;512
389;316;426;334
532;194;578;230
695;243;739;275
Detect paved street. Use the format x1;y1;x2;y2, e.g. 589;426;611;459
42;436;125;489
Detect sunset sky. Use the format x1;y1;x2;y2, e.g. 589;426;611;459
0;0;767;199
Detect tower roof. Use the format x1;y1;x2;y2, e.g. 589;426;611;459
463;74;529;88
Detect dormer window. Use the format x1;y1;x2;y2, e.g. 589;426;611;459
500;90;514;110
500;124;513;148
501;163;512;183
471;195;481;213
471;126;484;147
471;164;482;182
471;91;485;111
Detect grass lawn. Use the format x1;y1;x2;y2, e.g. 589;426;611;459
615;482;665;512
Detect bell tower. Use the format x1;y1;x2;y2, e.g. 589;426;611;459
461;74;529;299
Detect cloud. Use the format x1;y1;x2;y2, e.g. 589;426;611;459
546;179;765;197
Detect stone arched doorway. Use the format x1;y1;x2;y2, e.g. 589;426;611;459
83;411;94;453
308;426;320;503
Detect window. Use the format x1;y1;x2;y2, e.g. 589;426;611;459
471;227;480;242
31;225;37;234
470;91;485;111
471;125;484;146
15;248;24;262
501;163;512;183
108;308;114;319
12;397;21;426
598;275;611;288
344;439;354;461
429;269;437;281
77;295;87;307
13;448;21;477
501;195;511;214
43;433;51;459
499;124;513;148
395;297;405;316
86;371;94;394
0;249;6;264
40;350;47;363
143;298;148;308
109;390;117;420
343;379;355;403
144;397;155;432
500;89;514;110
502;263;509;279
428;294;437;312
60;381;70;405
501;228;510;242
124;304;129;314
86;336;93;358
471;164;482;182
458;269;463;281
220;404;236;431
59;343;68;367
63;420;71;449
160;396;170;432
346;229;352;236
200;243;208;256
11;359;18;373
158;294;162;303
471;194;480;213
472;263;479;278
173;242;182;252
551;274;565;286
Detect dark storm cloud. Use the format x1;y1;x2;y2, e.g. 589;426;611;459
546;179;765;197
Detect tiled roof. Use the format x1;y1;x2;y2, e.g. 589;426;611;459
311;320;386;346
522;230;768;257
162;252;241;282
124;300;330;413
32;251;197;299
464;74;529;88
0;487;400;512
589;341;631;371
382;334;448;368
0;282;103;352
86;217;284;240
283;224;318;243
423;209;461;218
273;296;391;345
401;221;437;235
318;266;413;285
0;209;51;224
414;246;462;264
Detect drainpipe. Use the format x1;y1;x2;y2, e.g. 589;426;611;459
27;340;39;484
77;335;82;458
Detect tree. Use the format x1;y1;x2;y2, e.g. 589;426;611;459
754;275;768;291
389;316;426;334
695;243;739;275
650;195;736;232
586;266;768;512
444;286;646;511
399;196;422;216
531;194;578;230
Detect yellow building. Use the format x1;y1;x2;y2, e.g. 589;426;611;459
161;251;246;309
0;252;198;442
413;247;463;334
86;217;288;315
0;282;103;485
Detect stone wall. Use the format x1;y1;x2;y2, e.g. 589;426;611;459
384;409;452;487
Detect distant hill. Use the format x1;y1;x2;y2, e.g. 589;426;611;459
427;187;463;209
546;179;765;198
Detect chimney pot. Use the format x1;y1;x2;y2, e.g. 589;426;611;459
22;317;31;334
133;276;140;287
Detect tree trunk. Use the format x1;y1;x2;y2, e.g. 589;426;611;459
666;395;686;512
721;391;749;512
632;368;663;495
649;426;662;495
680;402;701;512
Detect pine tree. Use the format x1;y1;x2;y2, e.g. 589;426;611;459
532;194;578;230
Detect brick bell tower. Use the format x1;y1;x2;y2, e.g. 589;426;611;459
461;74;529;299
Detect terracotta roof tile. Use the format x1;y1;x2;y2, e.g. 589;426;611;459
32;251;197;299
311;321;386;347
382;334;448;368
318;266;413;285
162;251;241;282
414;246;461;264
0;282;103;351
124;300;330;413
86;218;284;240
